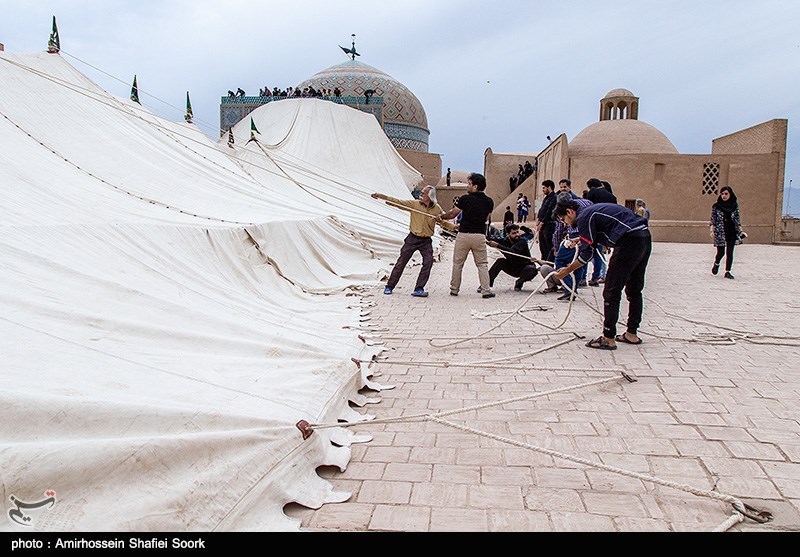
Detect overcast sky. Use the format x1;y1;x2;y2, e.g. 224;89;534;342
2;0;798;215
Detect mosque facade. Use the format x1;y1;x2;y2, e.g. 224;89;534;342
484;89;788;244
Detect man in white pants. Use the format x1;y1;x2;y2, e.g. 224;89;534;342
437;173;496;298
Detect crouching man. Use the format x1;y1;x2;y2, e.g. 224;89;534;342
487;224;539;292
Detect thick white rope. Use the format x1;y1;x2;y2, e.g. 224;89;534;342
428;416;760;531
310;374;626;431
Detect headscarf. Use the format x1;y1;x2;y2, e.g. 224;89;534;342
713;185;739;214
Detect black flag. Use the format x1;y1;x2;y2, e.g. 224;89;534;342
130;75;140;104
184;92;193;123
47;16;60;54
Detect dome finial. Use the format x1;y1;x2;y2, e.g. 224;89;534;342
339;34;360;60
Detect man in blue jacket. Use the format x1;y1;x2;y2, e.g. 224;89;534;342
553;201;651;350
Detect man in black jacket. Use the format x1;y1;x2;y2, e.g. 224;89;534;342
438;173;495;298
536;180;558;262
584;178;618;204
553;201;651;351
487;224;539;291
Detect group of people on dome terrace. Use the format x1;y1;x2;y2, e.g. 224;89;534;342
226;85;346;99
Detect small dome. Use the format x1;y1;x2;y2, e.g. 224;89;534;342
436;169;471;187
604;88;635;99
569;119;679;157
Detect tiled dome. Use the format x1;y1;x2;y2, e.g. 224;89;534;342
569;119;679;157
297;60;430;152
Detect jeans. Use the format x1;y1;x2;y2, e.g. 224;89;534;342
591;245;607;281
555;244;586;296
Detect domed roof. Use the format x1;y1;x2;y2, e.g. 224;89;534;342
604;88;635;99
569;119;679;157
297;60;428;130
435;169;471;187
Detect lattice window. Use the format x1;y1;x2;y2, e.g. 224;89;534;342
703;163;720;195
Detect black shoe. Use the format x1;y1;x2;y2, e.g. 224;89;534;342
450;290;459;296
482;292;496;299
557;293;574;301
514;285;523;292
712;263;719;275
724;272;734;279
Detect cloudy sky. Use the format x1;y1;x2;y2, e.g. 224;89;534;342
2;0;798;215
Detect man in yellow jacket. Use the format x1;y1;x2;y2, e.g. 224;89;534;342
372;186;444;297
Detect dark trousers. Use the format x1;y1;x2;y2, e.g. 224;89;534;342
387;234;434;290
715;241;736;271
602;231;652;339
489;259;539;288
538;222;555;262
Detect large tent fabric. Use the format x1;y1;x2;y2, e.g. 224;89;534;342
224;97;442;264
0;51;432;531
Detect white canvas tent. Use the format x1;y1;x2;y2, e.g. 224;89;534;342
0;51;432;531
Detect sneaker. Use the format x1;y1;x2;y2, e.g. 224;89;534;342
712;264;720;276
588;279;601;287
411;289;429;297
724;272;734;279
384;287;393;295
476;287;482;293
482;292;496;299
450;290;459;296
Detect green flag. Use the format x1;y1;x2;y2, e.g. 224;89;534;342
47;16;60;54
184;91;193;123
250;117;260;135
130;75;140;104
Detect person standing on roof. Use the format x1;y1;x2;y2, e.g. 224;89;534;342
372;185;443;298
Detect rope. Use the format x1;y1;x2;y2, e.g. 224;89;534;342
428;416;761;530
310;374;627;430
366;360;628;374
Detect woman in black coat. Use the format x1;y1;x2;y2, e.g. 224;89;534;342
709;186;745;279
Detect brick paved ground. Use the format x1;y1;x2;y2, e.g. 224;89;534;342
287;241;800;532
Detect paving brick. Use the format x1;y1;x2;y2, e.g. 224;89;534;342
368;504;430;532
410;483;468;507
430;508;488;531
468;485;525;510
583;492;648;517
524;487;584;512
356;480;412;504
487;510;550;531
306;502;375;531
477;466;533;488
431;464;481;484
382;463;432;482
549;511;616;531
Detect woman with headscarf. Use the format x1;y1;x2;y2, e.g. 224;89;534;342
709;185;745;279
